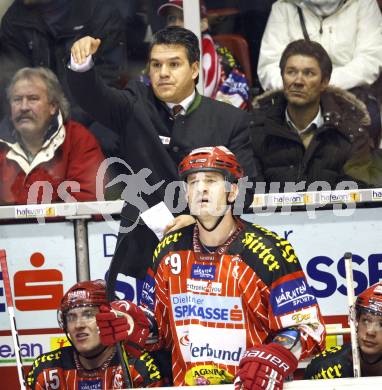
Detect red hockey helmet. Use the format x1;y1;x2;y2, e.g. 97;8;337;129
58;279;108;328
178;146;244;183
355;282;382;317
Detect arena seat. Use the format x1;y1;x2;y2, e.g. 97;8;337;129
213;33;253;86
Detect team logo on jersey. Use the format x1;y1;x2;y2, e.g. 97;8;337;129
113;371;124;389
172;294;244;324
251;224;298;264
180;333;190;346
153;232;183;258
232;265;240;279
242;233;280;271
79;379;102;389
309;363;344;379
185;365;234;385
191;264;216;280
280;306;318;328
176;325;247;366
141;274;155;310
186;279;222;294
140;352;162;381
271;278;317;315
68;289;87;301
189;343;242;363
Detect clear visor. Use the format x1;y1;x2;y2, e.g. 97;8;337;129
357;312;382;333
65;306;98;326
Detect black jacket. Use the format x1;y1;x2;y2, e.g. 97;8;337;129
250;87;372;191
0;0;127;121
68;68;257;219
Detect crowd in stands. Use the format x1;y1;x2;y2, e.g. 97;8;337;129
0;0;381;207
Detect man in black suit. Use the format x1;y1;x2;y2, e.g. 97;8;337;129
68;26;256;298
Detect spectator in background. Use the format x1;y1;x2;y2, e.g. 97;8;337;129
257;0;382;146
158;0;250;110
0;0;127;157
258;0;382;92
251;39;373;191
0;67;105;205
305;282;382;379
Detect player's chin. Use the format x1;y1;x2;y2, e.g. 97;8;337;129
77;344;101;356
360;340;381;354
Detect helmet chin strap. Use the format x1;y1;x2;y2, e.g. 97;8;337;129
195;211;227;232
79;346;108;360
193;193;233;233
360;349;382;365
65;330;108;360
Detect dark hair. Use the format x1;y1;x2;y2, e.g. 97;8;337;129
149;26;200;65
279;39;332;81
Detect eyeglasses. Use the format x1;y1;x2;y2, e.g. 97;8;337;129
66;308;98;324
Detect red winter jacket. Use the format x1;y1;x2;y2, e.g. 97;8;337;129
0;118;106;205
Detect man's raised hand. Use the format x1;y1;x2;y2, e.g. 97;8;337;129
71;36;101;65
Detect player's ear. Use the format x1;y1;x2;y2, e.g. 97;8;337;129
228;183;239;203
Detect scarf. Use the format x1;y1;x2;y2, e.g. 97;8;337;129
302;0;345;17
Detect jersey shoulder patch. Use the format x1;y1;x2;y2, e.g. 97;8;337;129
27;347;72;387
236;221;302;286
152;225;194;264
304;344;353;379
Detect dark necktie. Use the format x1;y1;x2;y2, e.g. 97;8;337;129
172;104;183;117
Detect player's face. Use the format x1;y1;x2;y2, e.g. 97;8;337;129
282;55;328;108
66;306;103;357
357;312;382;360
186;171;235;219
149;44;199;103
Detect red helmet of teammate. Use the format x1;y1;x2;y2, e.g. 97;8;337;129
355;282;382;317
57;279;108;329
178;146;243;183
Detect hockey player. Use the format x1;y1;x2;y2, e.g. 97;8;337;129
305;282;382;379
114;146;325;389
26;279;162;389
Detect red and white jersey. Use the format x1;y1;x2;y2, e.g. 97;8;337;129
141;220;326;386
26;346;163;389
